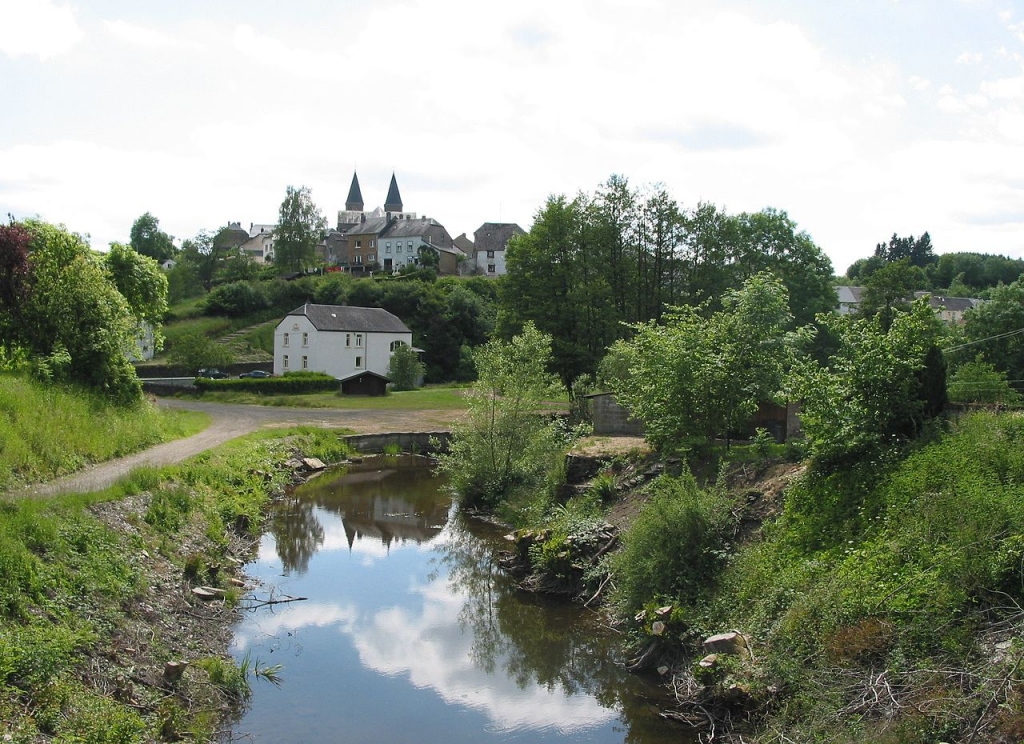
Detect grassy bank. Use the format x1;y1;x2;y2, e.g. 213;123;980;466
598;411;1024;742
0;375;208;493
0;427;353;743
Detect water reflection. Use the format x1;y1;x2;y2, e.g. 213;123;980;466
232;456;682;743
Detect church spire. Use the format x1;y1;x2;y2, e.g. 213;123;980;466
384;172;403;213
345;171;364;212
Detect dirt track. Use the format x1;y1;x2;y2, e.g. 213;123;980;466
9;398;461;499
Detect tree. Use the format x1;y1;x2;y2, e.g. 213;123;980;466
610;273;793;450
858;258;927;329
790;298;945;469
104;242;169;354
435;322;581;509
947;357;1022;405
387;343;424;390
166;330;233;374
873;232;936;269
0;221;32;353
958;278;1024;382
275;185;326;273
22;220;143;404
129;212;175;263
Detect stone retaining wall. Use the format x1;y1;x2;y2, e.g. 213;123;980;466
341;431;452;455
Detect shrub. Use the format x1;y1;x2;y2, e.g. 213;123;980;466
610;472;737;617
202;281;269;317
387;343;424;391
194;371;337;394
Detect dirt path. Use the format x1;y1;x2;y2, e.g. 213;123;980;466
9;398;462;499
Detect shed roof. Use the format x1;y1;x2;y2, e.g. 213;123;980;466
284;304;411;333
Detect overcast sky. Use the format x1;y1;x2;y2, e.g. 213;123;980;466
2;0;1023;275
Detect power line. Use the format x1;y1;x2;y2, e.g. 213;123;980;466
943;327;1024;353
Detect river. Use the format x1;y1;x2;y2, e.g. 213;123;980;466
228;455;689;742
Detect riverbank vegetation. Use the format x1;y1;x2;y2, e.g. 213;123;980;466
0;427;352;742
0;374;207;493
436;260;1024;740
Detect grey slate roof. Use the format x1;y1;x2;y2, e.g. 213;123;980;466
286;304;411;333
474;222;525;253
344;216;391;236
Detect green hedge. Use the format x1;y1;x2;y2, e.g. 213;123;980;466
194;372;338;394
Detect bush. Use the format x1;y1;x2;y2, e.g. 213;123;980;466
387;344;424;390
610;472;737;617
202;281;269;317
194;371;337;394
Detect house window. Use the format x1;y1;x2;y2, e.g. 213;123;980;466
283;333;289;347
487;250;495;258
301;332;308;347
354;255;362;264
397;245;402;253
386;245;391;254
355;355;363;369
488;264;496;273
302;355;308;369
283;355;289;369
390;340;406;351
370;240;375;248
345;333;351;347
356;239;362;247
407;241;413;247
355;334;363;347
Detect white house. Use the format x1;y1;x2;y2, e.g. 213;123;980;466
273;304;413;379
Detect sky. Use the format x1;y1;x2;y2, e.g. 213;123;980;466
2;0;1024;275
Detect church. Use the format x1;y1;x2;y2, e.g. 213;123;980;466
323;172;464;275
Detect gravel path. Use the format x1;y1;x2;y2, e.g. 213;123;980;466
9;398;461;499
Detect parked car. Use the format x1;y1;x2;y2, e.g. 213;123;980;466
196;368;228;379
238;370;272;378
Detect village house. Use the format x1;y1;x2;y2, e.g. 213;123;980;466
835;286;983;324
331;171;464;275
472;222;525;276
273;303;413;387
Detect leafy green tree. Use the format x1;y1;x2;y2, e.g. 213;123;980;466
858;258;928;329
166;330;233;374
0;221;32;353
22;220;142;404
274;185;326;273
435;322;581;509
958;278;1024;382
610;273;793;450
790;298;945;469
129;212;175;263
948;357;1021;405
104;242;169;354
387;343;424;390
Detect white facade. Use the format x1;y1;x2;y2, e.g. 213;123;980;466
272;306;412;380
476;248;507;276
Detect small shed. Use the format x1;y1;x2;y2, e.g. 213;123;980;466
586;392;645;436
339;370;391;397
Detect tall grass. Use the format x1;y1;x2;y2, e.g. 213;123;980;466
0;427;352;741
0;374;207;491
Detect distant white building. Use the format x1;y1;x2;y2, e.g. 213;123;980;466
273;304;413;380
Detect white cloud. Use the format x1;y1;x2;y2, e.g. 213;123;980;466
956;51;983;65
102;19;189;49
909;75;931;90
0;0;82;59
